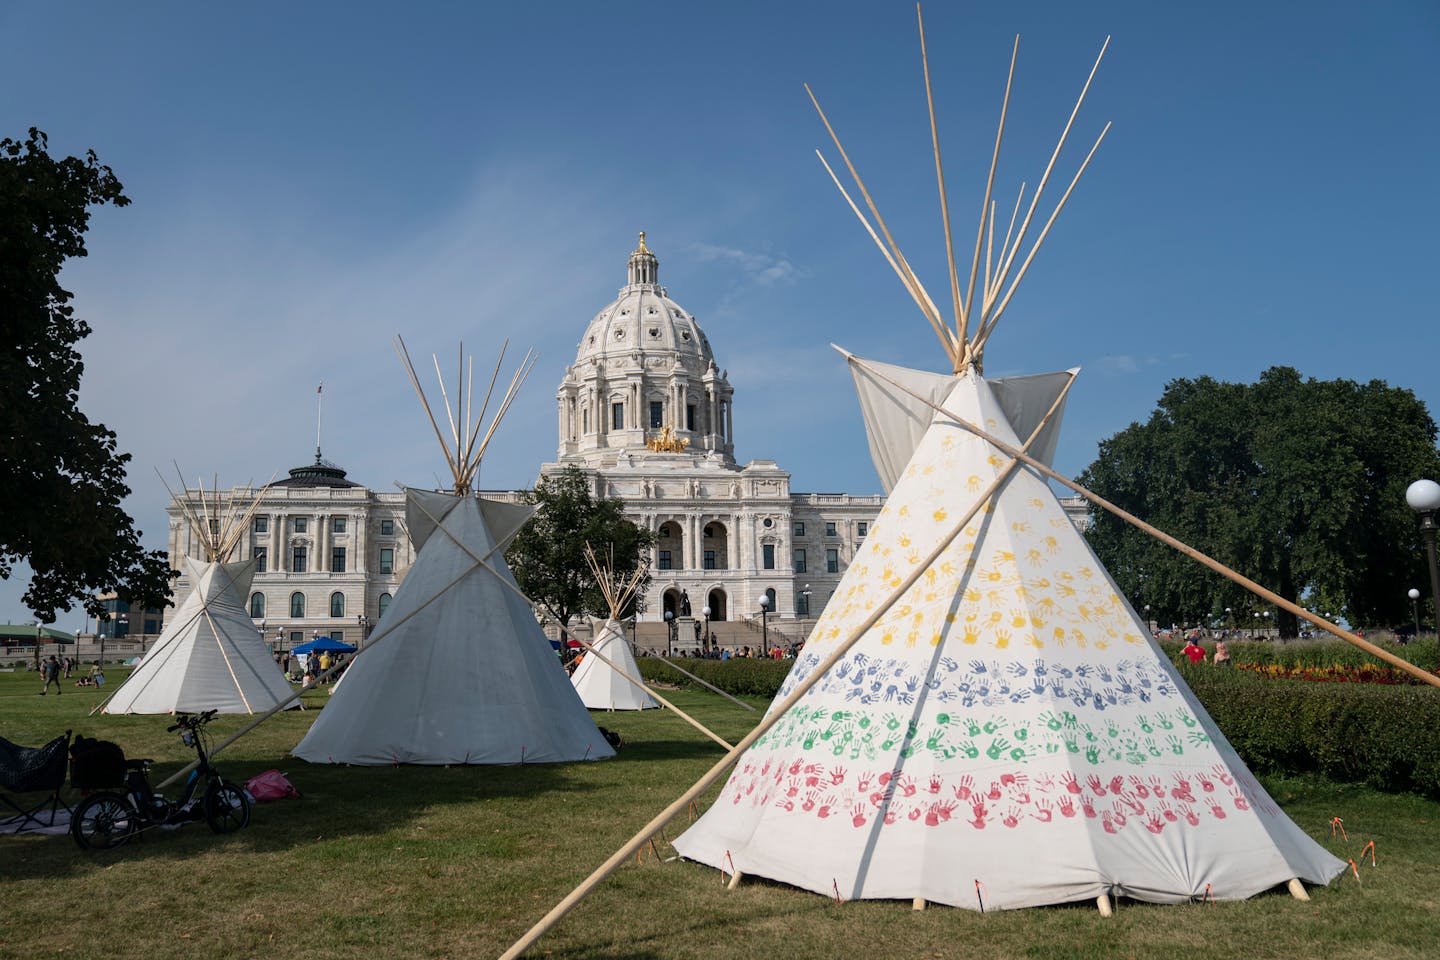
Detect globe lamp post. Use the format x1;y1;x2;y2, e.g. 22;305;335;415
701;605;712;654
758;595;771;654
1406;479;1440;630
1408;587;1421;641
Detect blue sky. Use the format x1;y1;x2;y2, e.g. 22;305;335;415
3;1;1437;629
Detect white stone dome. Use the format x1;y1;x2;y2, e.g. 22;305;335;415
574;233;716;370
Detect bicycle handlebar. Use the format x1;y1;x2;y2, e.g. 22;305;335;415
167;709;219;732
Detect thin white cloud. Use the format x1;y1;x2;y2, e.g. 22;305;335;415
688;242;802;287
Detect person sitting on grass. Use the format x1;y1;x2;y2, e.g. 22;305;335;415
1182;637;1206;665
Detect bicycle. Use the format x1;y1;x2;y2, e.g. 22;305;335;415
70;710;250;849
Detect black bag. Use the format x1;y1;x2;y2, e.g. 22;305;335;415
69;736;127;790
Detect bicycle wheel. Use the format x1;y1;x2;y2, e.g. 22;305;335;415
71;792;137;850
203;778;250;833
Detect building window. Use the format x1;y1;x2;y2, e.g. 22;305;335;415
826;548;839;573
331;547;346;573
704;550;716;570
857;521;868;538
649;401;663;428
330;592;345;617
378;593;392;617
793;549;807;574
292;546;307;572
612;402;624;430
208;519;220;537
253;516;268;534
294;517;308;534
583;408;589;433
380;519;394;536
686;404;696;431
762;544;775;570
144;618;159;633
825;521;837;537
332;517;347;534
379;548;394;574
250;593;265;618
290;592;305;618
253;546;267;573
793;521;805;538
658;550;672;571
289;631;303;647
796;591;810;616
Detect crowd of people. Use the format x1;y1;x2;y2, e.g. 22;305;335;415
36;655;106;694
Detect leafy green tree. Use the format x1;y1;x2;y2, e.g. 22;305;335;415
1079;367;1440;636
506;466;654;644
1;129;174;622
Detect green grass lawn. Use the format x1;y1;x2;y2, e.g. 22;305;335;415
2;667;1438;960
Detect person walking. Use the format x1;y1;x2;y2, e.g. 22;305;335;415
39;655;62;695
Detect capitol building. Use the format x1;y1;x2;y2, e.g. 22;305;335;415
157;235;1088;651
162;235;890;650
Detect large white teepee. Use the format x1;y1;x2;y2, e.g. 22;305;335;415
571;547;658;711
293;340;614;765
673;10;1344;909
106;479;292;715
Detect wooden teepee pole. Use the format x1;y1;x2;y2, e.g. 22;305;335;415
839;349;1440;691
498;372;1074;960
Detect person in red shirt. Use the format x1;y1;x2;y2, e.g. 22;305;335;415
1182;638;1206;664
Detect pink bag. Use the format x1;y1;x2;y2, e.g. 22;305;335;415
244;769;300;802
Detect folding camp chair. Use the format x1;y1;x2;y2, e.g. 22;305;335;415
0;731;72;833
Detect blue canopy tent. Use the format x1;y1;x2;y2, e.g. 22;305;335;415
290;636;357;655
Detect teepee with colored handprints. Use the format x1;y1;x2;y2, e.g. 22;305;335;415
673;8;1345;910
571;544;659;711
293;340;614;765
104;471;293;715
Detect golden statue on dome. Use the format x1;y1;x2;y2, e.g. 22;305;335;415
646;425;688;453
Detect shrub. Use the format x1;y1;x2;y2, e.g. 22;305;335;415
638;656;792;698
1179;663;1440;799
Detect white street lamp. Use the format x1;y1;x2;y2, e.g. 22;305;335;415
1406;479;1440;631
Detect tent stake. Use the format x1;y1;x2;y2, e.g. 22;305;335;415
727;870;744;890
1287;878;1310;901
912;897;926;912
1096;894;1113;917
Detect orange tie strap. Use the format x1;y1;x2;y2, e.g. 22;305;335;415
832;879;845;905
1348;859;1361;883
1360;840;1376;867
1330;817;1347;840
975;879;986;913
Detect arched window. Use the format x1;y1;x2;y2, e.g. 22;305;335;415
765;587;777;612
378;593;392;617
330;592;345;618
250;593;265;618
290;592;305;618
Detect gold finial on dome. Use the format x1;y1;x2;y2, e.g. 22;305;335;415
635;230;650;255
627;231;659;285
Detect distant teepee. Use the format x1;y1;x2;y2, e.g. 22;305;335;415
105;472;292;715
571;545;658;711
672;6;1345;909
293;340;615;765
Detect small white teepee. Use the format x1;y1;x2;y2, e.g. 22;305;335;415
293;340;614;765
105;475;292;715
571;546;658;711
673;9;1344;910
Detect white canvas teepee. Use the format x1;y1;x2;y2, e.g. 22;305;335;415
673;10;1344;909
106;478;292;715
293;340;614;765
571;547;658;711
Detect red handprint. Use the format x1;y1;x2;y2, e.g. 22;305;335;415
1147;775;1167;798
1231;787;1249;811
802;791;819;812
1196;771;1215;793
1000;772;1028;789
786;777;802;798
878;771;893;786
1120;794;1146;816
1157;799;1177;823
857;772;874;791
908;806;923;821
928;775;943;795
1128;775;1150;799
1057;796;1076;818
1171;775;1195;803
898;775;917;798
1061;772;1083;795
1081;795;1097;818
1179;803;1200;827
775;797;795;812
1144;814;1165;834
883;808;899;825
1108;775;1126;795
1102;812;1118;835
985;780;1003;801
1208;801;1226;820
852;803;869;827
817;800;835;819
830;766;847;785
1212;763;1234;786
968;802;989;829
1086;774;1108;796
1109;804;1128;828
1001;807;1022;828
1031;799;1054;823
954;774;975;801
789;759;804;776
